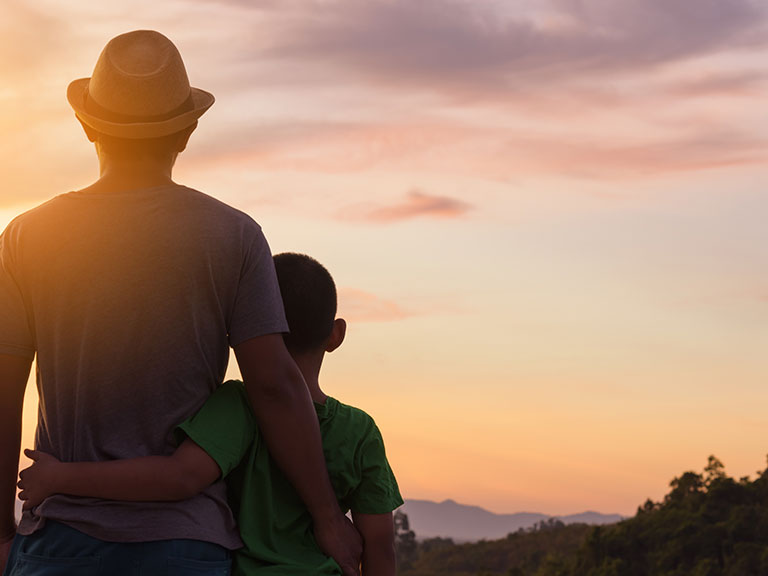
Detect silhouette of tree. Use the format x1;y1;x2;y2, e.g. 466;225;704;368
394;510;418;570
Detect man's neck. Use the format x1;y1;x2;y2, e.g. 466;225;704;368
83;153;176;194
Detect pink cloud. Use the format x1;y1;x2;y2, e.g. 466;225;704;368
184;117;768;184
338;190;473;223
506;131;768;179
338;288;412;322
665;71;768;99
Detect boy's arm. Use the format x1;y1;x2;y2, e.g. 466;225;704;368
234;334;362;576
351;511;397;576
17;439;220;508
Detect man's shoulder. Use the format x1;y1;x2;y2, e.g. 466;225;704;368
165;185;260;226
2;194;71;231
3;187;258;233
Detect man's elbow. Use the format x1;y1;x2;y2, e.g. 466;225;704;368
235;335;305;403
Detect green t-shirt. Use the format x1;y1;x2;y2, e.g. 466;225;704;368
177;380;403;575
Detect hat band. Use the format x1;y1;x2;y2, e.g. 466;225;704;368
84;89;195;125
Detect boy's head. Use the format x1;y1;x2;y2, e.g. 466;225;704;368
273;253;345;355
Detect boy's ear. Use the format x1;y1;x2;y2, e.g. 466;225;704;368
325;318;346;353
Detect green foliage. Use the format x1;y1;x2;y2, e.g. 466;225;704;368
397;454;768;576
575;455;768;576
398;519;591;576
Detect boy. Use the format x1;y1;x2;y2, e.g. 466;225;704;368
17;253;403;575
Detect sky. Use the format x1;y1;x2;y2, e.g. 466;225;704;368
3;0;768;518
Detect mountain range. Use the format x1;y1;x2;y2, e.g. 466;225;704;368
399;498;623;542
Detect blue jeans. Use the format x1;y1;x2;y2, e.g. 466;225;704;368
3;521;231;576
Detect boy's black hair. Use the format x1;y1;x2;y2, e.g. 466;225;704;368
273;252;337;354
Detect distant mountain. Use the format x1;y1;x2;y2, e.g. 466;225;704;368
400;499;623;542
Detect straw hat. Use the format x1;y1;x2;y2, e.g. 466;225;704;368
67;30;214;139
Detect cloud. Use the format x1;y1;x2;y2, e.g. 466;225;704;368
185;121;472;174
256;0;768;95
338;288;413;322
504;129;768;179
185;113;768;183
663;70;768;98
337;190;473;223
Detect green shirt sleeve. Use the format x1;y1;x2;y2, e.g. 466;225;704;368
176;380;256;478
347;422;404;515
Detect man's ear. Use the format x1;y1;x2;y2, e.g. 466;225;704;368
325;318;346;353
175;121;198;153
78;118;98;143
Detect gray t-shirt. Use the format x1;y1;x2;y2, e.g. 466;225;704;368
0;184;288;547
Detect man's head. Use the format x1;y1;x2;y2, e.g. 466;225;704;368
68;30;213;158
273;253;346;356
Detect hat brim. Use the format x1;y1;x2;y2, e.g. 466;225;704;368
67;78;214;139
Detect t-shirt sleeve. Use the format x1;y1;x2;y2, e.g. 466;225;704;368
347;422;404;515
0;226;35;359
176;381;257;478
227;224;288;348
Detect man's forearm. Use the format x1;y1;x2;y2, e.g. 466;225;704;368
236;339;338;520
0;354;32;536
235;335;362;575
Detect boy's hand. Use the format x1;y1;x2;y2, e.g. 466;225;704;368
17;449;60;510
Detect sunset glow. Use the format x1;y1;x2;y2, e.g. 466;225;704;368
4;0;768;517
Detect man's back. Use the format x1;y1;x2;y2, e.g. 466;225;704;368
1;184;286;546
1;30;362;576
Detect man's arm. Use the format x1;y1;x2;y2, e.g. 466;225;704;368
351;512;397;576
234;334;362;576
0;354;32;570
17;439;220;508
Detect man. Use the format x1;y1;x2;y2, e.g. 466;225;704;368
0;30;360;575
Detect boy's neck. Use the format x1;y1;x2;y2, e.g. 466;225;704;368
291;351;328;405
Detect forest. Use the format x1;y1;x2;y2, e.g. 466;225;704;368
395;456;768;576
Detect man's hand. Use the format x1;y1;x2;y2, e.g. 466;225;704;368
17;449;60;510
314;512;363;576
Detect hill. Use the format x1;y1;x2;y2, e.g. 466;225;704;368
400;498;622;541
396;455;768;575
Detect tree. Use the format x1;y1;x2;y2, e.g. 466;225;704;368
704;456;726;487
394;510;418;569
